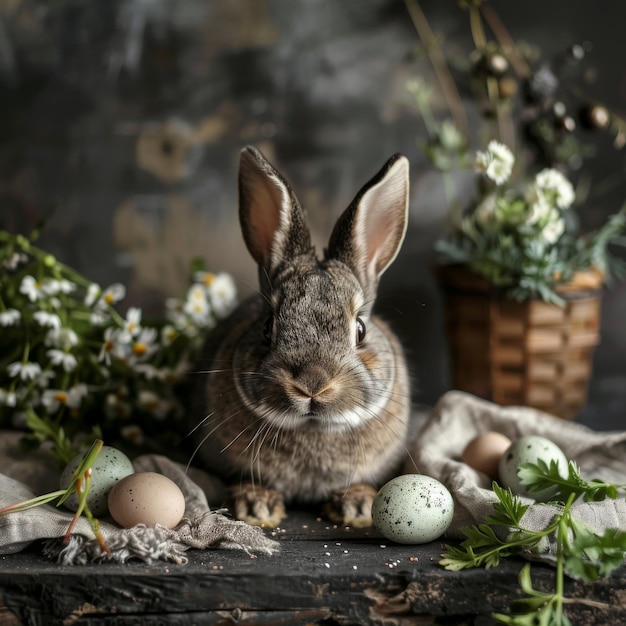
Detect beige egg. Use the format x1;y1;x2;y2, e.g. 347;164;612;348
108;472;186;529
462;431;512;479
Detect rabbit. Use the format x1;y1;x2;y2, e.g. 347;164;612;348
191;146;412;528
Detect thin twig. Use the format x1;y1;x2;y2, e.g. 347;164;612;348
404;0;469;139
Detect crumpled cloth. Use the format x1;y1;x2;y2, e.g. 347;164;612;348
0;434;279;564
407;391;626;558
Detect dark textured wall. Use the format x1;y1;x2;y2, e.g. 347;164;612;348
1;0;624;428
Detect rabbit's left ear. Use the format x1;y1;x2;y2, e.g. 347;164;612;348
327;154;409;300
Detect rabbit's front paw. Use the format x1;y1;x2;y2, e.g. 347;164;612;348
323;483;378;528
231;482;287;528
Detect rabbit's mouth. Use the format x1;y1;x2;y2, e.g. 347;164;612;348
256;399;389;433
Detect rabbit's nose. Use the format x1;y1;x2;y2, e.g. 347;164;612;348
289;367;336;401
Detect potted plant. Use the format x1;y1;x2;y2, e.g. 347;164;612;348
405;0;626;418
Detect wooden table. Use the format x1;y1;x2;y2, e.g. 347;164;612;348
0;510;624;626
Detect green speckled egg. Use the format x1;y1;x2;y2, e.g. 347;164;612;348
372;474;454;544
498;435;569;501
60;446;135;516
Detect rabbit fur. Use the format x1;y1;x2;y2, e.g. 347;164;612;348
191;146;412;528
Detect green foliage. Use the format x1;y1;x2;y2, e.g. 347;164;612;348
0;229;237;463
440;461;626;624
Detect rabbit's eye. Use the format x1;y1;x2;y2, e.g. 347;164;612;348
263;314;274;345
356;317;366;345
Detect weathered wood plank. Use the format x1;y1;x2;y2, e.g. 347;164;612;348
1;511;624;626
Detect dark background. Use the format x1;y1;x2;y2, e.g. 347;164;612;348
1;0;624;429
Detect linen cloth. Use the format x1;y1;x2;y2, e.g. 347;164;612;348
407;391;626;553
0;432;278;563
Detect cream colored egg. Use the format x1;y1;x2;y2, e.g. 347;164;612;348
108;472;186;529
462;431;512;479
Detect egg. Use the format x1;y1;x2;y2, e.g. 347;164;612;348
462;431;512;479
498;435;569;501
372;474;454;544
108;472;186;529
60;445;135;516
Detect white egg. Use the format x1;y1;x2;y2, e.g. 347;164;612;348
108;472;186;529
498;435;569;501
372;474;455;544
60;446;135;516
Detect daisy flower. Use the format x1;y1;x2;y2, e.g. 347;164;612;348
45;327;79;351
99;283;126;307
7;361;42;381
475;140;515;185
47;349;78;372
0;388;17;407
84;283;101;306
0;308;21;326
208;273;237;318
19;275;44;302
33;311;62;329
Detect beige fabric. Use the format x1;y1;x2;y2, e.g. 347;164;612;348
0;432;279;563
406;391;626;543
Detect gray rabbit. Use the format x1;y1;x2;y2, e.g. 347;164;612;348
192;147;411;528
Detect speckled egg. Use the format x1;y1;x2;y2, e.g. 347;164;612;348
498;435;569;501
60;446;135;516
372;474;455;544
107;472;186;529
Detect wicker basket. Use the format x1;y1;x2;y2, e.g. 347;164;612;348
437;266;603;420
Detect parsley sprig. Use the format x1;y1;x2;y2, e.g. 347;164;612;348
440;460;626;624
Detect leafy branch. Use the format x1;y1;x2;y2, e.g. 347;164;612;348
441;461;626;624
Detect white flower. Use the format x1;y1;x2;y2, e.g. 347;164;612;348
161;324;179;346
90;309;110;325
130;327;159;361
85;283;101;306
123;307;142;339
207;273;237;318
184;284;212;325
539;210;565;244
526;196;553;225
0;308;21;326
475;140;515;185
194;271;217;287
20;275;44;302
58;279;76;294
45;327;79;350
47;349;78;372
33;311;62;329
534;168;575;209
3;252;28;271
7;361;42;381
41;389;68;413
36;370;56;389
0;388;17;407
99;327;129;364
99;283;126;307
42;384;87;413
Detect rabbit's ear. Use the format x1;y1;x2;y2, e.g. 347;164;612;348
327;154;409;300
238;146;312;276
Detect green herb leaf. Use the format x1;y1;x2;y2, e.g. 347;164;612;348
518;459;625;503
